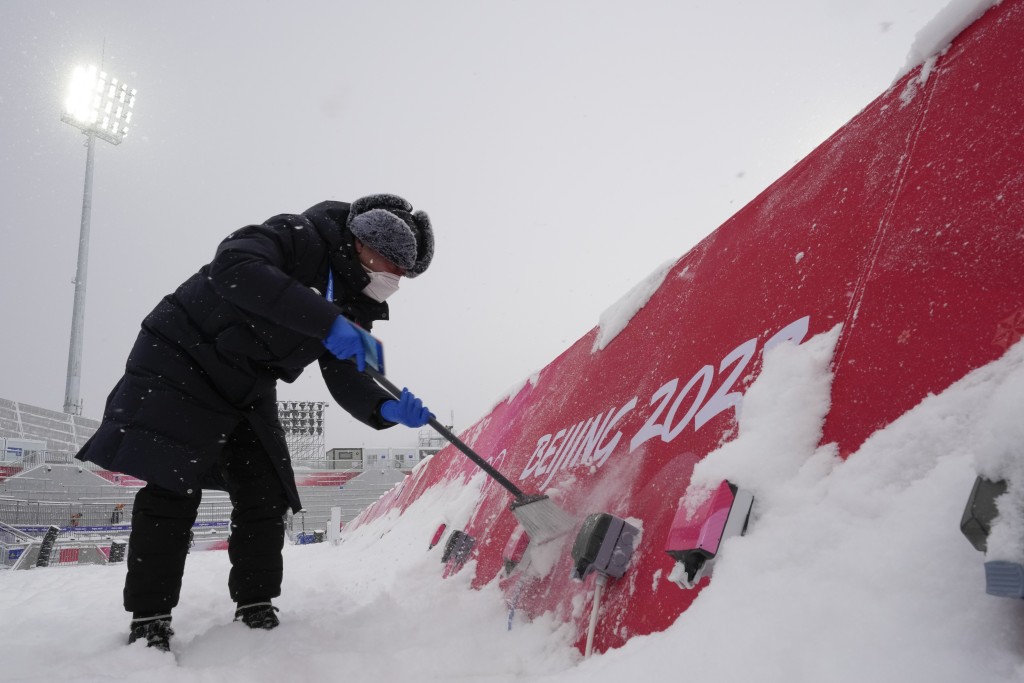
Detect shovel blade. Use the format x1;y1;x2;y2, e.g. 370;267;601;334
511;495;576;545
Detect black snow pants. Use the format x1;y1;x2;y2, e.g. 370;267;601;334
123;421;290;616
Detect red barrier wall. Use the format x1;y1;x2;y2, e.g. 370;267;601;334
349;0;1024;654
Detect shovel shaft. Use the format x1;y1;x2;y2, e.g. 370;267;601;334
366;367;526;500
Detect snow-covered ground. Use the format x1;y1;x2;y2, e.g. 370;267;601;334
3;332;1024;682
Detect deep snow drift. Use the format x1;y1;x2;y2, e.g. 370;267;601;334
3;333;1024;682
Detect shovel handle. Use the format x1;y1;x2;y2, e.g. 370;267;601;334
365;367;526;500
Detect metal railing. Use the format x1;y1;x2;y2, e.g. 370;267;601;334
1;536;116;569
2;450;88;467
0;496;232;529
0;519;232;570
0;521;121;569
0;454;405;559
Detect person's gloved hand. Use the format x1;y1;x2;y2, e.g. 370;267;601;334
380;388;434;428
322;316;366;372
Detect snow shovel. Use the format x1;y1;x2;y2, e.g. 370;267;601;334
364;365;576;544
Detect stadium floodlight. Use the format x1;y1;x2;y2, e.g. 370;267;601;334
61;64;137;415
61;65;136;145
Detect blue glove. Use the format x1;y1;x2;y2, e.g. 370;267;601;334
322;317;366;372
380;388;434;428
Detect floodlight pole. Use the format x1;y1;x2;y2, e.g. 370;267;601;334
63;131;96;415
60;64;135;416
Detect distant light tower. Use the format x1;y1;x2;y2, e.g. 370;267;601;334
60;65;136;415
278;401;328;460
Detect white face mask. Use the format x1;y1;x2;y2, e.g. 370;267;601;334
361;266;401;302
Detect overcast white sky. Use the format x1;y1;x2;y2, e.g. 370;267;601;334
0;1;951;449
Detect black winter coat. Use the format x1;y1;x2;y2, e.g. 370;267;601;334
76;201;395;511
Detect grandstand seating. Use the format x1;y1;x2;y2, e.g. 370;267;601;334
287;467;410;535
1;396;429;541
0;398;98;453
292;470;360;487
92;471;147;487
1;462;409;542
0;466;18;484
0;446;413;569
0;464;231;530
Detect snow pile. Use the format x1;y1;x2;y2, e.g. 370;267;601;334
894;0;1001;83
962;344;1024;565
683;325;842;516
485;370;542;416
592;258;677;352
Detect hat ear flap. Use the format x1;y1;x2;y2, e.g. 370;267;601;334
348;194;413;226
406;210;434;278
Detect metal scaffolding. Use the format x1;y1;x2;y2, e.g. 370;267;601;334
278;401;327;461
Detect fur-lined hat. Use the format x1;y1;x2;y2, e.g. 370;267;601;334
347;194;434;278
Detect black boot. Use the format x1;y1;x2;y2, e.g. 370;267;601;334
234;601;280;630
128;614;174;651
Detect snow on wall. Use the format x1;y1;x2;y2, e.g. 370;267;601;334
895;0;1002;82
347;0;1024;656
592;258;677;352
